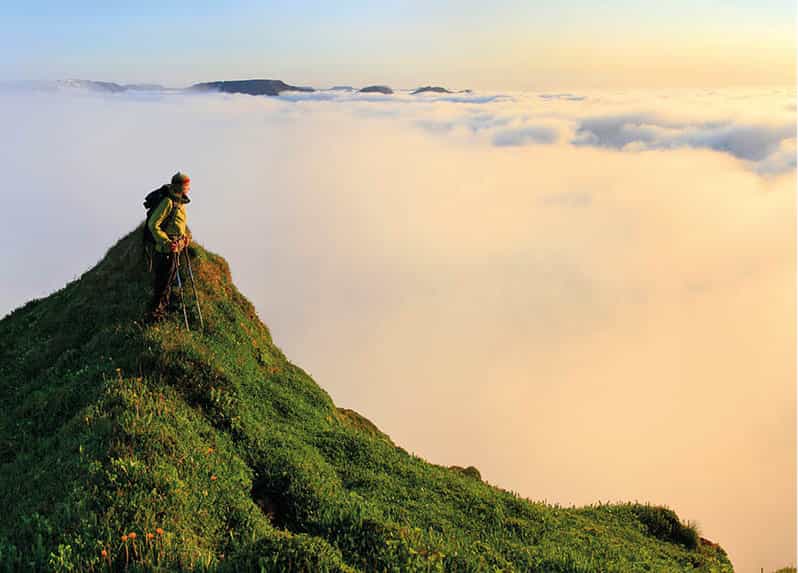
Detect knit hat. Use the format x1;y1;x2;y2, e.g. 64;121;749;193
171;171;190;186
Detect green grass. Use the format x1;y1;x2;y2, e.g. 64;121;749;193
0;226;735;572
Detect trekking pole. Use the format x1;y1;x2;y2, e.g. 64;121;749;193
174;254;190;331
183;249;204;331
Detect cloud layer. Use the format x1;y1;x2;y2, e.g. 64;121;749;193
572;113;795;165
270;86;797;174
0;85;794;573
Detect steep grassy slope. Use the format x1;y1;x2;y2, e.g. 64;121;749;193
0;228;734;572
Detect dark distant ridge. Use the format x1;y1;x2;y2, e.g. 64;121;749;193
358;85;393;94
190;79;315;96
411;86;453;95
410;86;474;95
35;79;480;98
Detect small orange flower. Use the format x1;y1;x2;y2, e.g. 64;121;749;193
121;535;128;542
128;532;137;540
210;475;218;481
155;528;164;536
101;549;108;557
206;447;214;455
146;532;154;540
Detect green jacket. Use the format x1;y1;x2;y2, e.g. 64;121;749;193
148;189;190;253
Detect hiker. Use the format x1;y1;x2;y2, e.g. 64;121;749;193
145;172;192;322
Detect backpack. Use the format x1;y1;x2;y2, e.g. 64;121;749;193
142;185;177;271
142;185;171;245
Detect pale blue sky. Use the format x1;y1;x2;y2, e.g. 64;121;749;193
2;1;795;90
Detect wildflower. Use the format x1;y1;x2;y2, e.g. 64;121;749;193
121;535;128;542
156;528;164;536
210;475;218;481
206;447;214;455
146;533;154;540
128;532;137;540
101;549;108;557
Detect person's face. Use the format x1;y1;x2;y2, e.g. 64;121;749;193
180;181;191;196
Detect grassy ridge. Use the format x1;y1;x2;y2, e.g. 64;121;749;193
0;228;734;572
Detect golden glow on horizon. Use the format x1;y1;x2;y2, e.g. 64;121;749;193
457;21;797;90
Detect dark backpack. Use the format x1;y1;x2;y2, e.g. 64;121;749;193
142;185;171;244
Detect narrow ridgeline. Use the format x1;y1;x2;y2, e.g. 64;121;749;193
0;228;734;572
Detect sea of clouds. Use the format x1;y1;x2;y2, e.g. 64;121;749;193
1;84;795;572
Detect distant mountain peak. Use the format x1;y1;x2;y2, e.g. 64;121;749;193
358;85;393;94
190;79;315;96
411;86;453;95
56;79;167;92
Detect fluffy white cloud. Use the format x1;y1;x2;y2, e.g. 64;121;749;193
492;124;561;146
572;112;795;163
274;86;798;173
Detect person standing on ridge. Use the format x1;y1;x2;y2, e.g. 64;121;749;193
146;171;192;322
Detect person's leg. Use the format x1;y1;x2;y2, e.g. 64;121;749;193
149;251;178;320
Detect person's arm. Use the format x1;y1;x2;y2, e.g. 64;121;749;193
147;197;173;251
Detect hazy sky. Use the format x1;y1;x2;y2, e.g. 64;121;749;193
1;1;795;89
0;84;794;572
